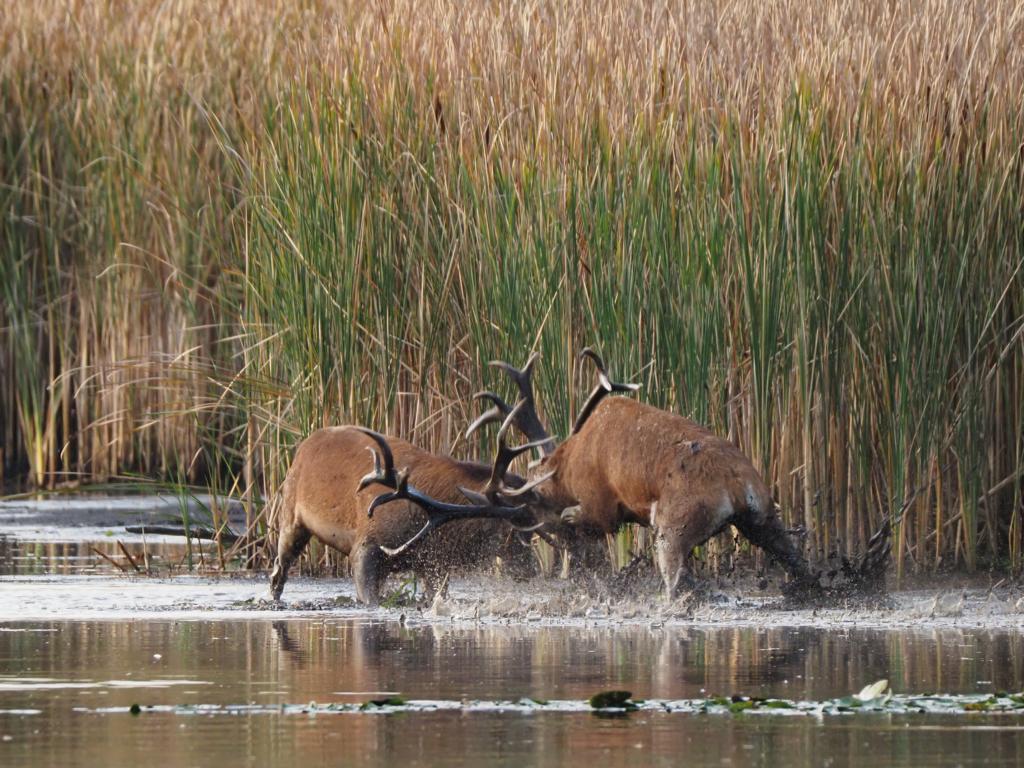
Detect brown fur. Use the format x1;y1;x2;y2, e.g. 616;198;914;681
269;427;540;604
532;398;816;596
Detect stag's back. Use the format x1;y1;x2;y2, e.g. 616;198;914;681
553;398;773;520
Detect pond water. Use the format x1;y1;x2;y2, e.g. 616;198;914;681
2;619;1024;767
1;499;1023;766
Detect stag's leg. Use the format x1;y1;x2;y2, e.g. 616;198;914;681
497;531;539;582
652;496;731;598
653;524;710;598
564;532;614;582
351;541;388;606
557;502;617;585
269;524;312;601
417;567;450;605
731;508;818;597
556;480;623;585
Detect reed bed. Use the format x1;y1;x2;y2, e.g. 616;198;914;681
2;0;1022;578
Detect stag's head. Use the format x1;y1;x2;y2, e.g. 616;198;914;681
465;348;639;521
356;400;563;556
464;353;568;512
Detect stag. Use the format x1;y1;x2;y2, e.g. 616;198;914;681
469;350;889;599
269;404;556;605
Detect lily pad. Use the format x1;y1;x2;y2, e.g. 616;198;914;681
760;700;795;709
589;690;635;709
74;689;1024;719
360;695;407;710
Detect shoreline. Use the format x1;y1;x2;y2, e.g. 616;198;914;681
1;573;1022;632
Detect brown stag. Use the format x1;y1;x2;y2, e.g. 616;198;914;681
469;350;888;599
269;405;556;605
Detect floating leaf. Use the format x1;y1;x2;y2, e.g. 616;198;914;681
360;695;407;710
963;697;996;712
73;691;1024;719
589;690;634;709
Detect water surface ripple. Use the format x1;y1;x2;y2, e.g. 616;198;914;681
1;618;1023;766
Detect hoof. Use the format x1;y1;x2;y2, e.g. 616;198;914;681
666;581;712;603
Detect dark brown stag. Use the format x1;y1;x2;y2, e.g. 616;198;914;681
269;405;555;604
469;350;888;598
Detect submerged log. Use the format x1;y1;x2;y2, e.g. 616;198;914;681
124;524;240;545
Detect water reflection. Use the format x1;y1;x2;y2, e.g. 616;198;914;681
0;536;216;576
1;620;1022;766
263;620;1024;701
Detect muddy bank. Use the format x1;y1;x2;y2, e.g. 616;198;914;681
2;572;1023;632
1;496;1021;632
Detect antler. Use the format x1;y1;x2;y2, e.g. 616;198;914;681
571;347;641;434
465;390;516;439
359;426;545;558
355;428;399;491
367;473;539;557
476;400;555;501
465;352;556;456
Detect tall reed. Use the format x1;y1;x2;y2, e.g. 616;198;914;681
2;0;1022;577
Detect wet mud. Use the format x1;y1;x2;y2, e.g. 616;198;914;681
1;496;1022;630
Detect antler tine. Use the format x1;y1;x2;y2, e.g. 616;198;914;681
379;521;434;557
355;428;399;491
483;353;556;455
495;397;526;445
572;384;610;435
464;391;514;439
571;347;641;434
489;351;539;395
496;468;555;498
579;347;613;390
580;347;641;386
366;467;410;517
579;347;640;395
479;399;549;501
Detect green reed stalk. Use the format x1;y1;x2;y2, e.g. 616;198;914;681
2;0;1022;578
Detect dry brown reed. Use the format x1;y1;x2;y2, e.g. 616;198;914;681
2;0;1022;577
